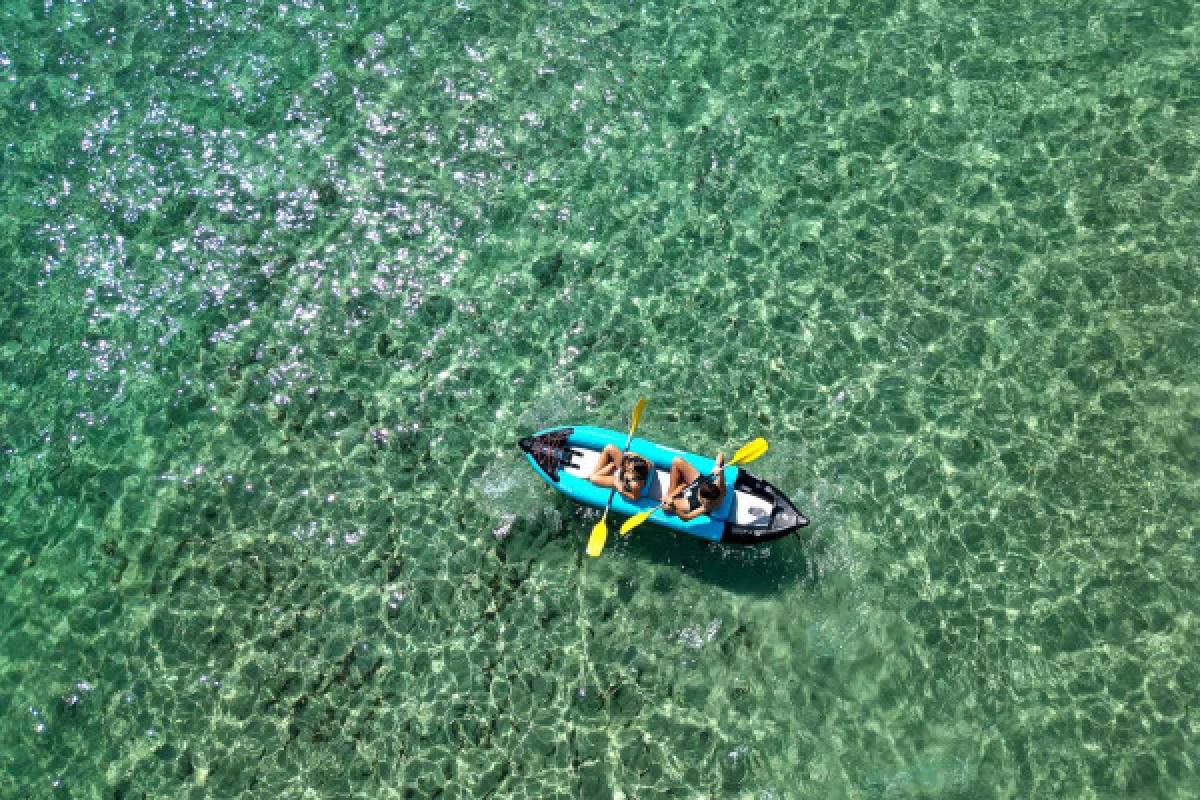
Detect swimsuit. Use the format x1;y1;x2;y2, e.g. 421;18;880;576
678;475;717;512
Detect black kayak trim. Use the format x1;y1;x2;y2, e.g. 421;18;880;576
722;470;809;544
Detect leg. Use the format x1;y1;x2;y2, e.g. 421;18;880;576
588;444;623;486
667;457;700;496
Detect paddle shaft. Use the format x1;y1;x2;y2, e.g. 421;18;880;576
619;438;768;536
661;448;741;507
599;426;641;518
586;397;646;557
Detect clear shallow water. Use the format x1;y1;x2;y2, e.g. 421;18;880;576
1;0;1197;796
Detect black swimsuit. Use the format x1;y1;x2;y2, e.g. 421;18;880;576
680;475;716;512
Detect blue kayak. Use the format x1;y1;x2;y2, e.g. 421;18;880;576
519;425;808;543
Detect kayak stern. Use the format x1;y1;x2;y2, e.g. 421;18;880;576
722;471;809;544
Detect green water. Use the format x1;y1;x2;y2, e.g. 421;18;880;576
2;0;1197;796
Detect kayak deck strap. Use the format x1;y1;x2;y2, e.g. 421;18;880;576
518;429;578;482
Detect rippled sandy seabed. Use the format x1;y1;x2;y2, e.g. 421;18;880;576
1;0;1197;796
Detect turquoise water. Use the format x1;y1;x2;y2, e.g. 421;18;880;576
2;0;1198;795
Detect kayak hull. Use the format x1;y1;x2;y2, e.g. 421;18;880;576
518;426;808;544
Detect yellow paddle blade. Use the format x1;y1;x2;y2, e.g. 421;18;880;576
729;437;768;466
629;396;647;436
619;506;656;536
586;515;608;557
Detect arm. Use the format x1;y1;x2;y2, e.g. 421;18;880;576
658;473;692;512
588;470;616;488
711;452;727;494
663;484;687;502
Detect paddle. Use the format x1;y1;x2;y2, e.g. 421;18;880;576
618;437;769;537
586;397;647;557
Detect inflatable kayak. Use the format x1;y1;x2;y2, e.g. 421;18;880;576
519;425;808;543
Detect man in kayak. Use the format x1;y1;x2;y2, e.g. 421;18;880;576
661;453;726;521
587;445;653;502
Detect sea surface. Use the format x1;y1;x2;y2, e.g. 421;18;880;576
2;0;1197;796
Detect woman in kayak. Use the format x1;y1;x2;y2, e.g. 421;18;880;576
661;453;726;521
587;445;653;501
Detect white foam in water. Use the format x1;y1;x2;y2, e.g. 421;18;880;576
473;455;546;524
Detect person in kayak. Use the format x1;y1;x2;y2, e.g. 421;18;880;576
587;445;653;501
661;453;726;521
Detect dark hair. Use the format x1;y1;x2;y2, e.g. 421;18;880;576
623;456;649;481
698;480;721;502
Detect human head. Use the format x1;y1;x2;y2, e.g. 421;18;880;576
621;455;649;489
698;480;721;504
622;455;649;479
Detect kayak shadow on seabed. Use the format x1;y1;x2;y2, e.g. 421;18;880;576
609;510;818;597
